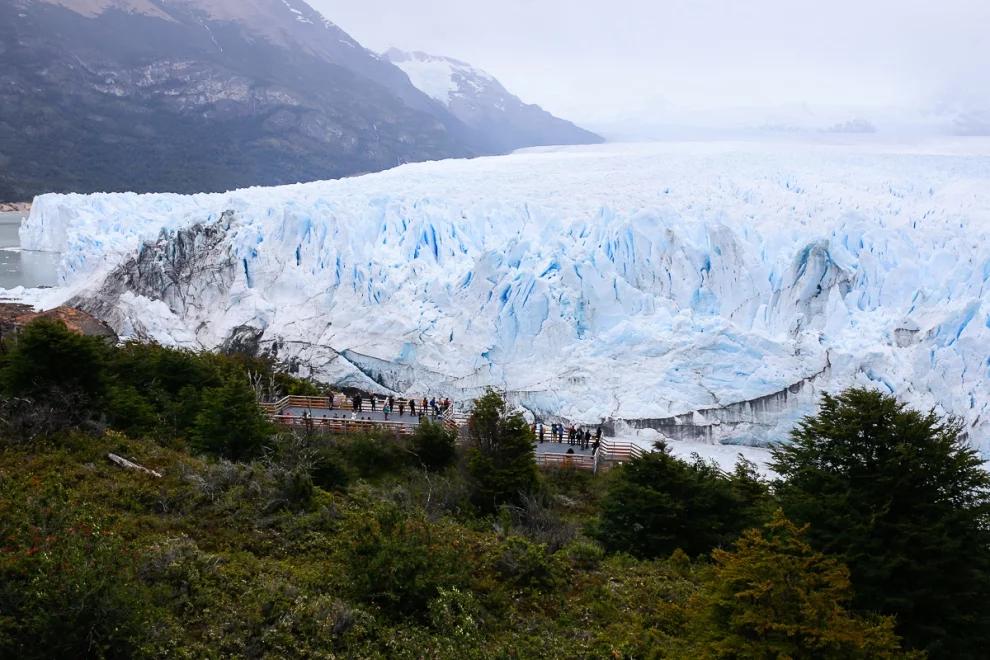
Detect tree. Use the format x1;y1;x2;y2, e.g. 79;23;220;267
0;318;109;413
465;389;538;513
681;512;909;659
773;388;990;658
411;419;458;471
191;376;271;460
595;444;769;558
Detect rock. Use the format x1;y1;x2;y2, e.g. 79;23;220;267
0;303;118;342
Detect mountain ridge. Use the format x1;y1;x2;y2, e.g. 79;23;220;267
385;47;603;153
0;0;600;200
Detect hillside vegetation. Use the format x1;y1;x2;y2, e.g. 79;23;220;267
1;319;988;658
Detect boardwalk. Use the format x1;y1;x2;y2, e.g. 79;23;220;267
263;394;647;472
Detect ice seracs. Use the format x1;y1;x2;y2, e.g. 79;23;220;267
19;140;990;454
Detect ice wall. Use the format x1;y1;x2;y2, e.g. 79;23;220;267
23;141;990;452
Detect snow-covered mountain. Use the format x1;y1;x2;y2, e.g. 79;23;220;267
384;48;602;152
19;140;990;453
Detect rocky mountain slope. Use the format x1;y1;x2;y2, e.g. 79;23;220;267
0;0;599;200
385;48;603;153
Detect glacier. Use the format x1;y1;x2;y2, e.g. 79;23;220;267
17;140;990;453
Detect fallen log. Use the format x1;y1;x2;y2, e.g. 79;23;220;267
107;453;163;478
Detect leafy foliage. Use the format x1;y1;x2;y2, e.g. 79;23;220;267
595;443;770;558
465;389;538;512
0;318;109;413
191;376;272;461
680;511;910;659
411;419;458;471
1;337;989;659
773;388;990;658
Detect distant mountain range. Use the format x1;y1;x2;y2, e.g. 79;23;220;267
0;0;601;201
384;48;602;154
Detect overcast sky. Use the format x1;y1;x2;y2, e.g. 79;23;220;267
311;0;990;136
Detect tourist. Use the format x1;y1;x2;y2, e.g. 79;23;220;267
410;399;417;416
399;400;406;416
388;395;395;411
430;397;438;416
371;397;377;412
568;426;576;446
537;422;545;443
383;401;391;420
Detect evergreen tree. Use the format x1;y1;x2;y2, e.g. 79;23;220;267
465;389;538;512
681;511;909;659
773;388;990;658
191;376;271;460
411;419;458;471
0;318;109;410
595;444;769;558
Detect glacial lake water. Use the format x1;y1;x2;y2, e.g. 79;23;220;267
0;212;60;289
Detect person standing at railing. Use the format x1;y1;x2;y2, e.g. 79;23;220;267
383;401;391;421
398;399;406;417
537;422;545;443
410;399;416;417
422;397;429;416
388;395;395;412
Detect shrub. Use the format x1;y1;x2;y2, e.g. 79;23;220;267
191;376;271;460
410;419;458;471
336;433;411;479
495;535;565;592
564;540;605;570
341;503;470;619
680;511;909;659
595;445;766;558
0;318;109;415
773;388;990;657
465;389;538;513
0;503;157;658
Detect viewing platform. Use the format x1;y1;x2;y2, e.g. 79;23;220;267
262;394;648;472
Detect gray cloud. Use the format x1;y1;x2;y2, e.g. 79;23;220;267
311;0;990;137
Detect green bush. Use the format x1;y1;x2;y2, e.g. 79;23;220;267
465;389;538;513
595;445;767;558
411;419;458;471
191;376;271;460
341;503;470;619
494;536;565;592
773;388;990;657
336;433;411;479
106;384;159;437
0;318;109;413
0;496;158;658
680;511;908;659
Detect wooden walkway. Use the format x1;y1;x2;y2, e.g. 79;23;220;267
261;394;647;472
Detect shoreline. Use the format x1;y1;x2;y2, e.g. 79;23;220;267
0;202;31;213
